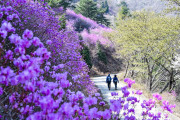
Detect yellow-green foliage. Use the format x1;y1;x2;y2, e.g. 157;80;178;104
107;11;180;84
113;12;179;58
164;0;180;14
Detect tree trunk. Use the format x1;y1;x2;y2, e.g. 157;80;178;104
149;78;152;91
124;61;129;78
160;82;169;93
169;68;174;91
145;58;153;91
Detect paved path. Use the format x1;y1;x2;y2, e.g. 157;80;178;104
91;75;180;120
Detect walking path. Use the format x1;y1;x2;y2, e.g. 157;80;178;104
91;74;180;120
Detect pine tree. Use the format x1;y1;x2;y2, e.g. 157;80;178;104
119;1;128;7
58;0;73;10
80;45;92;69
101;0;109;13
96;7;110;26
104;0;109;13
117;1;131;19
75;0;98;20
48;0;73;9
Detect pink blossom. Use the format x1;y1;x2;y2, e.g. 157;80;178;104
135;90;143;95
6;6;12;11
46;40;52;45
32;37;41;46
124;78;135;88
1;21;15;32
5;50;13;60
9;34;22;45
95;93;100;97
162;100;176;113
14;46;25;55
0;30;7;38
22;29;33;39
111;92;118;96
153;93;162;100
99;101;105;106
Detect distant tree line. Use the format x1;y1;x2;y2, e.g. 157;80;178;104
75;0;110;27
36;0;111;27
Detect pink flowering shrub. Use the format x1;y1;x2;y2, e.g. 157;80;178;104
66;9;99;29
124;78;136;88
110;78;176;120
153;93;162;101
66;9;113;35
66;9;113;46
65;9;114;53
81;30;110;46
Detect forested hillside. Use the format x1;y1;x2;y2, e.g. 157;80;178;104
73;0;167;14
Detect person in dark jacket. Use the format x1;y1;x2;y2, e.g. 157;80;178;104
106;74;112;90
113;75;119;90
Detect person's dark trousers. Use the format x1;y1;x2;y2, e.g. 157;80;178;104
107;82;111;90
114;82;117;90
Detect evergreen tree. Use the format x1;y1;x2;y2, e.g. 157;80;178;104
101;0;109;13
48;0;73;9
75;0;110;27
97;43;107;64
104;0;109;13
119;1;128;7
58;0;73;10
80;45;92;69
75;0;98;20
96;7;110;26
117;1;131;19
73;19;91;32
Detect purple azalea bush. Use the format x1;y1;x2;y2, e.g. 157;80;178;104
81;30;110;46
66;9;113;47
6;0;96;94
0;0;177;120
66;9;99;29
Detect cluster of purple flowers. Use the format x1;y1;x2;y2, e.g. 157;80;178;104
124;78;136;88
81;30;111;46
66;9;99;29
108;78;176;120
65;8;113;47
135;90;143;95
162;101;176;113
111;92;118;96
153;93;162;101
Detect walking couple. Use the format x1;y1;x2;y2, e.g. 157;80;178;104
106;74;119;90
